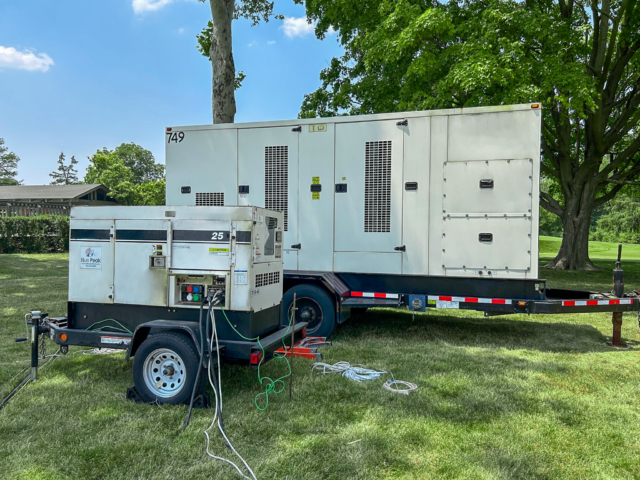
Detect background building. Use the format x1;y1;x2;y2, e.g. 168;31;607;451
0;184;115;217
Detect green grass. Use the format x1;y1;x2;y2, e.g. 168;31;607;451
2;253;640;479
540;235;640;260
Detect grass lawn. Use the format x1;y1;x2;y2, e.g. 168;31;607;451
2;252;640;479
540;235;640;260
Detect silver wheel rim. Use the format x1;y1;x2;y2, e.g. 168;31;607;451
142;348;187;398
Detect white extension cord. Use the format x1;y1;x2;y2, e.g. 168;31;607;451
311;361;387;382
383;379;418;395
312;361;418;395
205;306;258;480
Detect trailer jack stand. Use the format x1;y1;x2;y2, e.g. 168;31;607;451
610;312;627;348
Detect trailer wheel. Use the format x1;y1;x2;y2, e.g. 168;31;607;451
283;284;336;338
132;332;205;405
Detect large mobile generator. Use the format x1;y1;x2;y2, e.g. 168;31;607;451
164;104;640;341
35;206;306;404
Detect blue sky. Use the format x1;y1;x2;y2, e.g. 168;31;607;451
0;0;343;184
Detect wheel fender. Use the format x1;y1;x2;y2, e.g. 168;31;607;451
126;320;201;361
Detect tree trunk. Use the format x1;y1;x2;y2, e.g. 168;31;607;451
209;0;236;124
545;177;600;271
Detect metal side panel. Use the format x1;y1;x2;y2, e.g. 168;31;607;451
428;116;447;276
114;219;169;306
447;109;541;162
442;216;532;275
170;219;233;271
334;119;404;254
69;219;115;304
402;116;430;275
443;159;533;214
249;261;283;313
237;126;299;261
298;122;335;271
165;128;238;206
334;252;402;275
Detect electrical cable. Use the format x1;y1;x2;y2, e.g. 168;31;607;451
219;306;293;411
204;303;257;480
181;295;208;433
311;361;387;382
383;379;418;395
85;319;132;334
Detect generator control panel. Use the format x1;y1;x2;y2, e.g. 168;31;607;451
174;275;228;307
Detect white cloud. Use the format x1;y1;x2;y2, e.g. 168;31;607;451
132;0;174;14
281;17;315;38
267;40;276;45
177;27;185;34
0;46;54;72
247;41;258;48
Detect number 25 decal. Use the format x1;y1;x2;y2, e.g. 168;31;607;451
211;231;224;240
166;132;185;143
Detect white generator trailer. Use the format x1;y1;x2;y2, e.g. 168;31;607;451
41;205;306;404
161;104;640;340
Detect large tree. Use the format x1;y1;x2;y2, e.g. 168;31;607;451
0;138;20;186
49;152;79;185
299;0;640;270
85;143;165;205
196;0;281;124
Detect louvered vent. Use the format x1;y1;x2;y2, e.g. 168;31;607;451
255;272;280;288
265;146;288;231
195;192;224;206
364;140;392;232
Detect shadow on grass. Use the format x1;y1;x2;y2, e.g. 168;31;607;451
336;307;637;353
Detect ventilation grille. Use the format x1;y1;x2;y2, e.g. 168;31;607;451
255;271;280;288
265;146;288;231
364;140;392;232
195;192;224;206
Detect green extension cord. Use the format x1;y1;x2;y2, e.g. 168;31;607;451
86;319;133;334
219;307;293;411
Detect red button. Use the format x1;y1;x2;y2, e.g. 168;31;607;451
187;285;193;293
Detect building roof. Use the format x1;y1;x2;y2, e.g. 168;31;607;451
0;184;107;201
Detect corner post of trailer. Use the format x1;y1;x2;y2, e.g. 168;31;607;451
611;244;625;347
29;311;44;381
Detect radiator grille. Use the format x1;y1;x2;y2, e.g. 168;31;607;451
364;140;392;232
265;146;288;231
255;271;280;288
195;192;224;206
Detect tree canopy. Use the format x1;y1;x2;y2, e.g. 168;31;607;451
299;0;640;269
49;152;79;185
0;138;20;186
85;143;165;205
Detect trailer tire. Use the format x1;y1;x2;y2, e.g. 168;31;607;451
283;284;336;338
132;332;206;405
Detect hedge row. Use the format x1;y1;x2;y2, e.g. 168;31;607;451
0;215;70;254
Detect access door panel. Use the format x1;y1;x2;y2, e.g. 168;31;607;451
166;128;238;206
171;219;233;272
442;216;533;273
298;123;335;271
69;219;114;304
238;127;299;270
334;120;404;257
443;159;533;214
114;220;168;306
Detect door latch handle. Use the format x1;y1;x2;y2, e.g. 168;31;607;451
394;245;406;252
291;244;301;249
